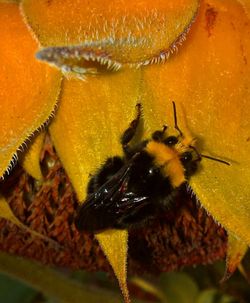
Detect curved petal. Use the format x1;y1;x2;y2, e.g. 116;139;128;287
0;3;62;178
143;0;250;243
21;0;199;66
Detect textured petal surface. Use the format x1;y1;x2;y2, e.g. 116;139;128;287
21;0;199;65
0;3;61;178
143;0;250;243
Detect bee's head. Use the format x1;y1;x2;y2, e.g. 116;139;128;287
150;102;230;179
162;134;199;178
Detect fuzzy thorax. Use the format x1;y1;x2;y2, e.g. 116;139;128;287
145;141;187;188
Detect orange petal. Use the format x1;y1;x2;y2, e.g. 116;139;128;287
237;0;250;18
21;132;45;180
0;2;62;178
222;233;248;281
21;0;199;65
143;0;250;243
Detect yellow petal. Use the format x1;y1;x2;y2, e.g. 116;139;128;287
143;0;250;243
130;277;166;302
96;231;130;303
49;68;142;301
21;132;45;180
0;3;62;178
223;233;248;281
21;0;199;65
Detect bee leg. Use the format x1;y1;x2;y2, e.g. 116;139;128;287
152;125;168;141
121;103;142;156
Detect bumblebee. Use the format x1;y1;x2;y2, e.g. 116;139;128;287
75;102;229;233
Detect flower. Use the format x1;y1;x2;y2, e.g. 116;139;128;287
0;0;250;301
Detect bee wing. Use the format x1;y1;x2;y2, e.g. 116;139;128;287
75;160;150;233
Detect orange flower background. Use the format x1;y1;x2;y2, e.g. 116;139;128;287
0;0;250;301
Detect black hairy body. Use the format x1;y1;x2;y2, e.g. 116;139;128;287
84;153;177;231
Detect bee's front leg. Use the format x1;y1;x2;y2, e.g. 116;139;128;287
151;125;168;141
121;103;142;157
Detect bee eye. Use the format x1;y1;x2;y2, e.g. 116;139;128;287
180;152;193;164
164;136;178;146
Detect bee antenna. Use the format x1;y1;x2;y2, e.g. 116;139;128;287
172;101;183;136
200;154;230;166
172;103;230;166
190;146;230;166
